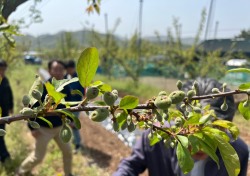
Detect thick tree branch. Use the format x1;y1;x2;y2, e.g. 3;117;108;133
2;0;29;20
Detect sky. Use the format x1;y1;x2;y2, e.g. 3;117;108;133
9;0;250;39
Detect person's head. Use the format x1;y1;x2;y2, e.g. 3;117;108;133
182;77;235;121
0;60;7;78
66;60;76;76
48;60;66;80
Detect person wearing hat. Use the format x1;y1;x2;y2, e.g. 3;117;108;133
113;77;249;176
0;60;13;163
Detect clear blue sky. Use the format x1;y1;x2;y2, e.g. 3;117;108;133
9;0;250;39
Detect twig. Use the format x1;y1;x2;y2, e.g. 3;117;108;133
0;90;247;125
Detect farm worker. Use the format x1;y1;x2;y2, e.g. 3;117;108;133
16;60;75;176
113;77;249;176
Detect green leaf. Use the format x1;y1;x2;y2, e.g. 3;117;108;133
238;101;250;120
77;47;99;88
202;126;230;142
28;76;44;106
116;111;128;129
192;132;218;152
176;142;194;174
199;114;212;124
188;135;200;154
54;109;81;129
238;82;250;90
99;84;112;94
37;116;53;128
177;135;188;148
45;82;66;104
90;80;104;87
148;132;161;146
227;68;250;74
119;95;139;109
3;33;15;47
184;112;202;126
215;135;240;176
195;136;219;168
0;107;2;117
71;89;83;97
212;120;239;140
52;77;79;92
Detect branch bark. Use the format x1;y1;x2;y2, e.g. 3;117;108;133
0;89;247;125
2;0;29;20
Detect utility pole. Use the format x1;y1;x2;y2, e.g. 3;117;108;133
137;0;143;78
204;0;215;40
214;21;219;39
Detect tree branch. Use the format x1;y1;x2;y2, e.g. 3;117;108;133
0;89;247;125
2;0;29;20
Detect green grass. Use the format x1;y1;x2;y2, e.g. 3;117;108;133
1;63;109;176
94;75;163;102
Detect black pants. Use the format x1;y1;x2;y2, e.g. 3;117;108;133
0;124;10;162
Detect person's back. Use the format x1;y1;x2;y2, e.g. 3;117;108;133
113;77;249;176
0;60;13;163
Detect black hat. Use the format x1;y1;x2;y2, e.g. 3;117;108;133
0;60;7;67
182;77;235;121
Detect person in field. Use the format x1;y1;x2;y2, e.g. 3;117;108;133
113;78;249;176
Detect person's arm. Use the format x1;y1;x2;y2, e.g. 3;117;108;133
113;132;148;176
5;78;13;114
231;137;249;176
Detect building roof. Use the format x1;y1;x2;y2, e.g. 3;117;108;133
198;38;250;56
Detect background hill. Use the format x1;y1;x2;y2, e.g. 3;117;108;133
15;30;194;50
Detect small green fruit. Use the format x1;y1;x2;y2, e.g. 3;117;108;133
193;81;199;90
31;90;42;100
212;88;220;93
60;125;72;143
20;107;35;116
90;108;109;122
148;132;153;139
223;83;227;89
246;89;250;95
22;95;30;107
187;90;196;99
180;104;186;111
113;121;119;132
158;91;167;96
154;95;172;110
86;87;99;100
162;112;169;121
121;122;128;130
221;102;228;111
127;122;136;132
112;89;118;95
103;92;116;106
169;91;185;104
170;141;175;148
0;129;6;136
176;80;183;90
175;117;184;127
29;121;40;129
112;89;119;100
